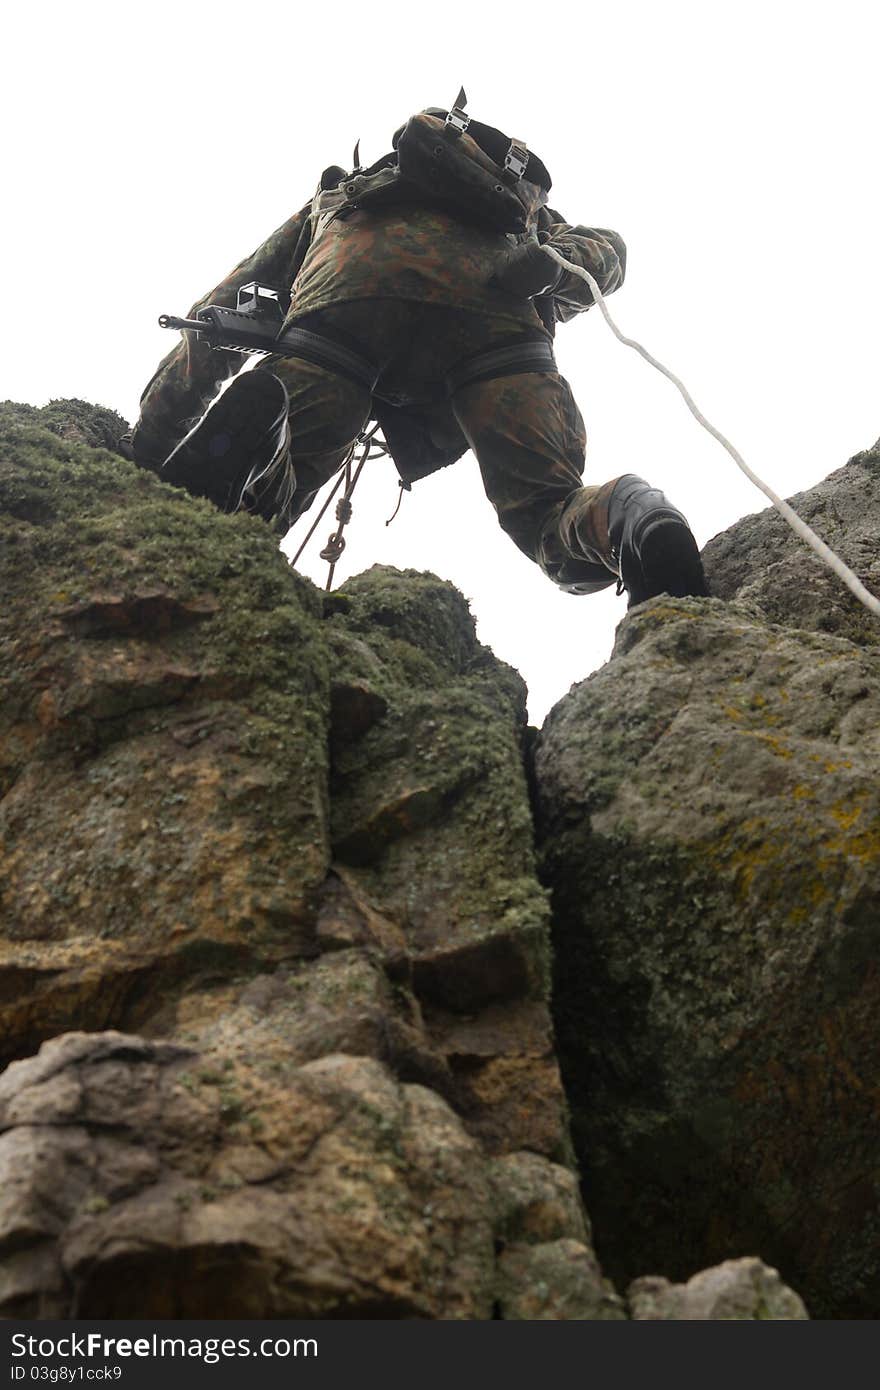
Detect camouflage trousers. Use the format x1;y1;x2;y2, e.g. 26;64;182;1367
262;302;622;594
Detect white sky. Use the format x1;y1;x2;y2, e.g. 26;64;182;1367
4;0;879;723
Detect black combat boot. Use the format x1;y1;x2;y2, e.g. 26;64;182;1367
607;474;708;608
161;370;294;526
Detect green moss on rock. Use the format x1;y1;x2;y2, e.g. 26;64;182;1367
536;592;880;1318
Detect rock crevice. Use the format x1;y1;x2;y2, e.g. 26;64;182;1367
535;438;880;1319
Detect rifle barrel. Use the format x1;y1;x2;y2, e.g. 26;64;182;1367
158;314;211;333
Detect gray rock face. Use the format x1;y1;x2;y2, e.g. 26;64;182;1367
628;1258;808;1320
0;1032;498;1318
535;590;880;1318
0;402;578;1318
0;399;826;1319
489;1152;626;1319
702;442;880;647
0;405;332;1067
497;1239;626;1320
321;569;564;1159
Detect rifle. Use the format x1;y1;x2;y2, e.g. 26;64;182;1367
159;280;378;390
159;281;289;356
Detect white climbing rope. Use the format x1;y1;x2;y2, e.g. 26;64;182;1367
541;245;880;620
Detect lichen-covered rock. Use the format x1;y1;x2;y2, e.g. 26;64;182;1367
497;1239;626;1320
0;1032;496;1318
0;412;331;1067
0;402;580;1318
535;594;880;1318
702;441;880;647
4;399;830;1320
324;568;549;1015
488;1152;626;1320
322;567;566;1159
628;1258;808;1320
489;1150;589;1247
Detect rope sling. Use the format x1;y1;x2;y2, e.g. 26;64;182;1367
289;423;390;590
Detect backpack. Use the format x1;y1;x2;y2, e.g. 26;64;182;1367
311;105;550;239
394;111;549;234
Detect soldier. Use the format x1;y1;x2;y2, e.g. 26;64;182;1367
128;97;707;606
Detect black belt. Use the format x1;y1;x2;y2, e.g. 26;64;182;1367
275;326;557;397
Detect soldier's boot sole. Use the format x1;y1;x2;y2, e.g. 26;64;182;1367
608;474;709;608
626;511;708;607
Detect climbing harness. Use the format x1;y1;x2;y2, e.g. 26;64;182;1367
444;339;556;395
287;334;556;584
276;325;380;391
289;423;389;590
541;245;880;620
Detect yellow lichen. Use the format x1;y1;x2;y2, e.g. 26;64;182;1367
830;802;863;832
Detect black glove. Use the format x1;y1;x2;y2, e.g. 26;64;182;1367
490;242;563;299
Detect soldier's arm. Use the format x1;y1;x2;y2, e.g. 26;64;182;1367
131;203;312;466
540;209;627;323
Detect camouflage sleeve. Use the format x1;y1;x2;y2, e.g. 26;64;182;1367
132;202;313;465
539;208;627;324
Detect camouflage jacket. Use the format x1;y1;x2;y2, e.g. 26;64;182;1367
134;121;626;477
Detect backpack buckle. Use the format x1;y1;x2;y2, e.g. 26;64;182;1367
445;85;470;137
504;139;529;179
